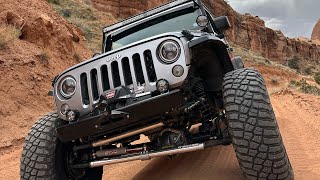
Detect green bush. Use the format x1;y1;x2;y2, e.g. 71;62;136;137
304;67;312;75
48;0;61;5
61;9;72;18
315;73;320;85
290;79;320;96
288;56;300;71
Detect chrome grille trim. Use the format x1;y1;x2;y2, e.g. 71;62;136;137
140;52;152;86
128;56;138;90
96;67;104;97
107;64;115;89
79;51;156;106
55;36;190;120
86;71;94;105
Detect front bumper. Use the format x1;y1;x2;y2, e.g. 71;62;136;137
57;89;184;142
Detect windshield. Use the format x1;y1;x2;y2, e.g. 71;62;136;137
108;7;201;51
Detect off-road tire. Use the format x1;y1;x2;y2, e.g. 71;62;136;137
223;68;294;179
20;113;103;180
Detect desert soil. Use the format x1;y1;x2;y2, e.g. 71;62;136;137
1;0;319;179
1;89;319;180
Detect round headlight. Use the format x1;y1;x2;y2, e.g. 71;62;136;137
60;76;76;98
158;40;181;64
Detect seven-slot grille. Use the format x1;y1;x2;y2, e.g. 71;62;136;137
80;50;157;106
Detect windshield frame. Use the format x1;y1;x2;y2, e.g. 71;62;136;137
103;1;210;53
110;8;202;51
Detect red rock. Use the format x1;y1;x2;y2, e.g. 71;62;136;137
311;19;320;41
0;10;25;29
204;0;320;65
91;0;168;19
20;14;84;53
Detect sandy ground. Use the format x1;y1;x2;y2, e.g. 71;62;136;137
1;89;319;180
0;0;319;179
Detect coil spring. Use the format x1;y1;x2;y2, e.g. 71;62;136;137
193;81;212;121
193;81;206;98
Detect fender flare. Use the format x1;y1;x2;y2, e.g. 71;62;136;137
188;35;235;74
189;35;226;48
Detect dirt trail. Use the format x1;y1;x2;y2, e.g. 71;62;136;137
271;90;320;179
103;90;320;180
101;90;320;180
2;89;318;180
1;0;319;179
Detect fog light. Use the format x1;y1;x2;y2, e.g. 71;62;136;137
61;104;70;115
172;65;184;77
196;15;209;27
66;110;77;121
156;79;169;93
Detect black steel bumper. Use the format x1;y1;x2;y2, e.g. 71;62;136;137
57;90;184;142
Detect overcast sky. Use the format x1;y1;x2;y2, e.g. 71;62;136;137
227;0;319;38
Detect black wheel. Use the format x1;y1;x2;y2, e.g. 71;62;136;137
20;113;103;180
223;68;294;180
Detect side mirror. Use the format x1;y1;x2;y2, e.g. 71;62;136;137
212;16;231;31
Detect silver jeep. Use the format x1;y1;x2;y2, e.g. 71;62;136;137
20;0;294;179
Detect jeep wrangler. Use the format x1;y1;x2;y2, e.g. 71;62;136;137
20;0;293;179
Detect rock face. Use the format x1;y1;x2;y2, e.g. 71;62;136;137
20;13;81;53
0;10;25;29
91;0;169;19
0;0;91;147
312;19;320;42
91;0;320;66
204;0;320;65
198;0;319;65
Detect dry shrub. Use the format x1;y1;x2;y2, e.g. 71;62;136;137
290;79;320;96
270;78;279;85
73;53;82;62
38;52;50;65
48;0;61;5
315;73;320;85
68;17;93;41
0;24;21;49
48;0;115;52
304;66;313;75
